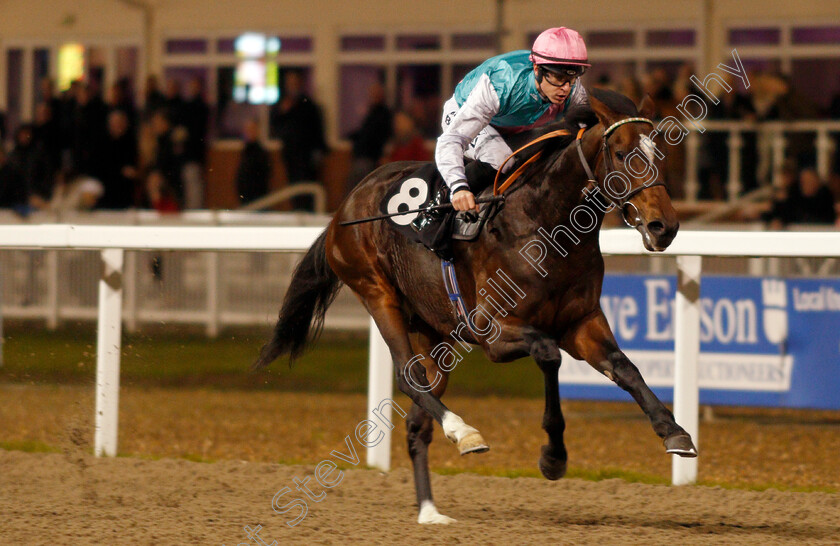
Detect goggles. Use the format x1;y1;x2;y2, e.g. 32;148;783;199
539;65;585;87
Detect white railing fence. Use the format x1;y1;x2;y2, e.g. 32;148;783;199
2;225;840;486
680;120;840;202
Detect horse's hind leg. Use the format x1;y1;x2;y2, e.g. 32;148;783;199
406;328;457;524
362;288;488;456
563;311;698;457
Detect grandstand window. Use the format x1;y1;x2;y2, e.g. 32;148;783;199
726;21;840;107
341;35;386;52
452;33;496;50
339;65;386;138
217;38;236;54
397;64;442;137
165;39;208;55
645;29;695;47
587;30;635;48
451;63;476;86
791;26;840;45
337;29;494;141
5;49;23;136
537;24;702;88
396;34;441;51
161;31;314;141
728;28;780;46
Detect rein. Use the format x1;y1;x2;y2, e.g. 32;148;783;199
574;117;666;228
492;129;570;195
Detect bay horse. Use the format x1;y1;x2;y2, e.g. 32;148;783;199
254;89;697;524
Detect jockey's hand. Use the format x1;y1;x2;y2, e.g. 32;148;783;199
452;189;479;212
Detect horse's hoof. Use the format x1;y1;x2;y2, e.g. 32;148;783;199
664;433;698;457
458;431;489;455
538;445;567;480
418;501;457;524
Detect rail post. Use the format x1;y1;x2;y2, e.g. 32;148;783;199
367;316;394;471
95;248;124;457
672;255;701;485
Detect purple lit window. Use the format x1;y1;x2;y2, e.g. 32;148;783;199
587;31;635;48
279;37;313;53
341;35;385;51
645;29;695;47
792;26;840;45
452;33;495;50
165;39;207;54
339;65;386;136
396;34;440;51
728;28;780;46
217;38;236;54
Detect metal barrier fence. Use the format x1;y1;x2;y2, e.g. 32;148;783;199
2;212;838;334
652;120;840;202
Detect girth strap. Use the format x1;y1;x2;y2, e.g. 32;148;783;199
441;260;479;335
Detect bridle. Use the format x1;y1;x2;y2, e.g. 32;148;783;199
574;117;667;228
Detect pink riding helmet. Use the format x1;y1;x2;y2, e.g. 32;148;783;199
530;27;591;68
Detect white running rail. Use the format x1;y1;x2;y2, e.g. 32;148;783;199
2;225;839;485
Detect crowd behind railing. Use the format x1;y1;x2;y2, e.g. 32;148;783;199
1;66;840;229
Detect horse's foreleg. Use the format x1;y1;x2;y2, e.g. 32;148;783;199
523;330;568;480
563;310;697;457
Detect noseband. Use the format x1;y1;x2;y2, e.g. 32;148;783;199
575;117;666;228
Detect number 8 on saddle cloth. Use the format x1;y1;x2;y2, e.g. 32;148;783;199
378;161;503;261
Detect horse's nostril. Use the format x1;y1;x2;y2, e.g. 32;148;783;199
647;221;666;236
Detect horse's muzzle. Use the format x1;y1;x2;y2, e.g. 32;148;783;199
639;219;679;252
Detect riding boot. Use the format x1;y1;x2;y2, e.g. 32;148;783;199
410;186;455;261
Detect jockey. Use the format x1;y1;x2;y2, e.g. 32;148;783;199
435;27;591;213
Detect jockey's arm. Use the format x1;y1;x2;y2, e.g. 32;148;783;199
435;74;502;200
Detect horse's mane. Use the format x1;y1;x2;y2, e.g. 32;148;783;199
589;87;639;116
501;87;638;164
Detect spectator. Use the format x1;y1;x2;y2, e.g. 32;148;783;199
71;83;108;175
271;70;327;211
164;79;185;126
107;77;138;131
49;169;104;212
150;110;182;204
143;75;167;120
32;102;61;181
181;77;209;209
385;111;430;163
346;82;392;194
763;168;837;227
8;125;53;210
98;111;138;209
0;147;27;211
143;170;180;213
235;119;272;205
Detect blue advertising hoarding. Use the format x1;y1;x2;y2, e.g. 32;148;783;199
558;275;840;410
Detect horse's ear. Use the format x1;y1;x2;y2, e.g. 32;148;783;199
588;92;619;128
638;95;656;119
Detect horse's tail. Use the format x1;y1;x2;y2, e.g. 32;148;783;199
252;230;342;370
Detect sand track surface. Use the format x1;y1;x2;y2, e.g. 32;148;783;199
1;449;839;545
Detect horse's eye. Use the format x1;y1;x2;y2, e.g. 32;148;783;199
615;151;625;161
